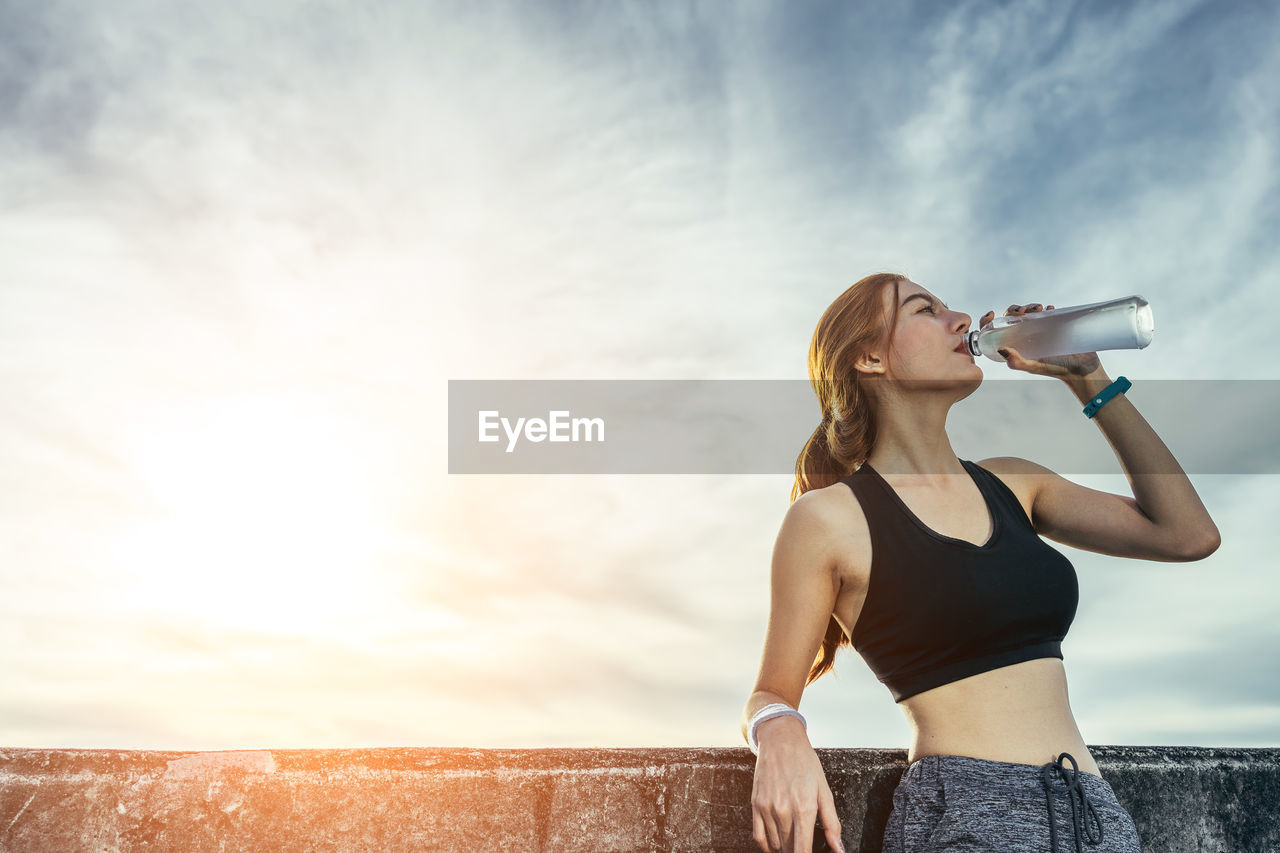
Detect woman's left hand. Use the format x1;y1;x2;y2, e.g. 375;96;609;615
978;303;1102;379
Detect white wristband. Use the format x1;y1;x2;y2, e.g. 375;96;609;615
747;703;807;756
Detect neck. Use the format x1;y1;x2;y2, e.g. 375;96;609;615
864;412;966;480
860;372;979;479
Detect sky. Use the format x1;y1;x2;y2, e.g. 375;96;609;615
2;0;1278;751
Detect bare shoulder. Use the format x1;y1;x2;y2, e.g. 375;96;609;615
973;455;1046;519
786;477;871;591
973;455;1048;480
789;476;866;533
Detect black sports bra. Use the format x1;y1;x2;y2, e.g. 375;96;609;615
839;459;1079;703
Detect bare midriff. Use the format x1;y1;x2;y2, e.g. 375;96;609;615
897;656;1103;779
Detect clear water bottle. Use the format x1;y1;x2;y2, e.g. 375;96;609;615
964;294;1154;363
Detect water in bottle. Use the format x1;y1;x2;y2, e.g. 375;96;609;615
964;295;1153;363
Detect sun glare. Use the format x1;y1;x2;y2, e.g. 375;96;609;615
110;392;388;637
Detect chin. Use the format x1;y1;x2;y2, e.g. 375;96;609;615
958;373;983;398
948;368;983;396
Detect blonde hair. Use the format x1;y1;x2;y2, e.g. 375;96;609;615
792;272;907;684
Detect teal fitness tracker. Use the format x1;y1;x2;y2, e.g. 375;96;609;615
1083;375;1131;418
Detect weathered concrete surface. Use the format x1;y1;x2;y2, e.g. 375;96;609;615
0;745;1276;852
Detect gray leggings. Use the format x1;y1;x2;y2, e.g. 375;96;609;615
881;753;1142;852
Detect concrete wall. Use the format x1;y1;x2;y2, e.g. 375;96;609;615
1;745;1277;851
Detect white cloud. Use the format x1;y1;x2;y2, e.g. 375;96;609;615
1;0;1276;750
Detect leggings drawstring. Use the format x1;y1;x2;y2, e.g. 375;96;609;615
1040;752;1105;852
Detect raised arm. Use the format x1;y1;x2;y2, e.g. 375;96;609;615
981;303;1220;562
975;367;1220;562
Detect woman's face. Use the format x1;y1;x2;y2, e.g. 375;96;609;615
880;279;980;382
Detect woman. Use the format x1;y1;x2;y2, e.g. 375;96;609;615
741;273;1220;853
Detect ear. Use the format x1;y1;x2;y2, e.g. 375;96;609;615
853;350;886;376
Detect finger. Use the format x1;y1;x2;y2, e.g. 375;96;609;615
779;819;796;853
790;816;813;853
817;797;845;853
1026;303;1042;311
752;810;770;852
762;816;782;853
